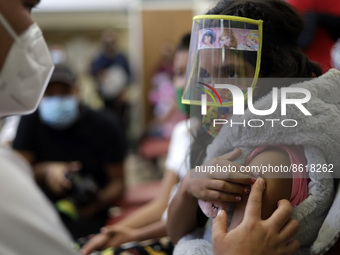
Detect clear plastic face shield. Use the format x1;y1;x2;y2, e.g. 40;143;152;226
183;15;263;108
183;15;263;137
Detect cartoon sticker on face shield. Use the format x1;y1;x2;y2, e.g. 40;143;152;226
198;27;259;52
218;28;238;49
237;30;259;51
182;15;263;108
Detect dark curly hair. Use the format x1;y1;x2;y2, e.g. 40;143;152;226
206;0;322;79
176;32;191;52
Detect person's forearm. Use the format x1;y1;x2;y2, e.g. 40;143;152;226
115;198;168;229
115;170;179;229
167;178;199;244
132;220;168;242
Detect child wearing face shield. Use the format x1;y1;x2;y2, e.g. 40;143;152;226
81;32;302;255
167;0;340;255
12;64;127;240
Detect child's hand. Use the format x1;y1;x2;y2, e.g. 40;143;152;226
182;148;256;202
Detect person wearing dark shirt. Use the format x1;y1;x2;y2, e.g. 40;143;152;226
12;64;127;239
90;29;132;126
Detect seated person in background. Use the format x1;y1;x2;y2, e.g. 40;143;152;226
146;40;185;140
12;64;127;240
90;29;132;127
81;33;192;255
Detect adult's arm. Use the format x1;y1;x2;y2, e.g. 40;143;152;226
212;178;300;255
229;148;292;229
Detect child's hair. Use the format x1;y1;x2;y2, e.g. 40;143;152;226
190;0;323;168
176;32;191;52
218;28;238;48
206;0;322;79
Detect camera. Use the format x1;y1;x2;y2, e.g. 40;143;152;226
65;172;98;207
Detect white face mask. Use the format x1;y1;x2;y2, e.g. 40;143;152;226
0;12;54;117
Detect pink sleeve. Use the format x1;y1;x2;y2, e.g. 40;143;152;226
246;145;309;206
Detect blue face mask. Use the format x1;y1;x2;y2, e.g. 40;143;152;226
39;96;79;129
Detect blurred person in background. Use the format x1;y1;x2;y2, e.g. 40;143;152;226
49;43;68;64
147;41;186;139
12;63;127;239
90;29;132;128
138;41;186;169
81;32;192;255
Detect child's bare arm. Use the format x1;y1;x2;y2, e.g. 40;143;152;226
229;148;292;230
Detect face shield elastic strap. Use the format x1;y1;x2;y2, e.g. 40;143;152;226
0;12;19;41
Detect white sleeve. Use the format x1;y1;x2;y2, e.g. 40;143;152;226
161;183;180;222
0;146;79;255
164;120;191;180
0;116;20;145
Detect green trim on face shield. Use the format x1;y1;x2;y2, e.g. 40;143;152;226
176;88;190;116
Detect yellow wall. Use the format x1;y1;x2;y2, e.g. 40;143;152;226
142;9;193;123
